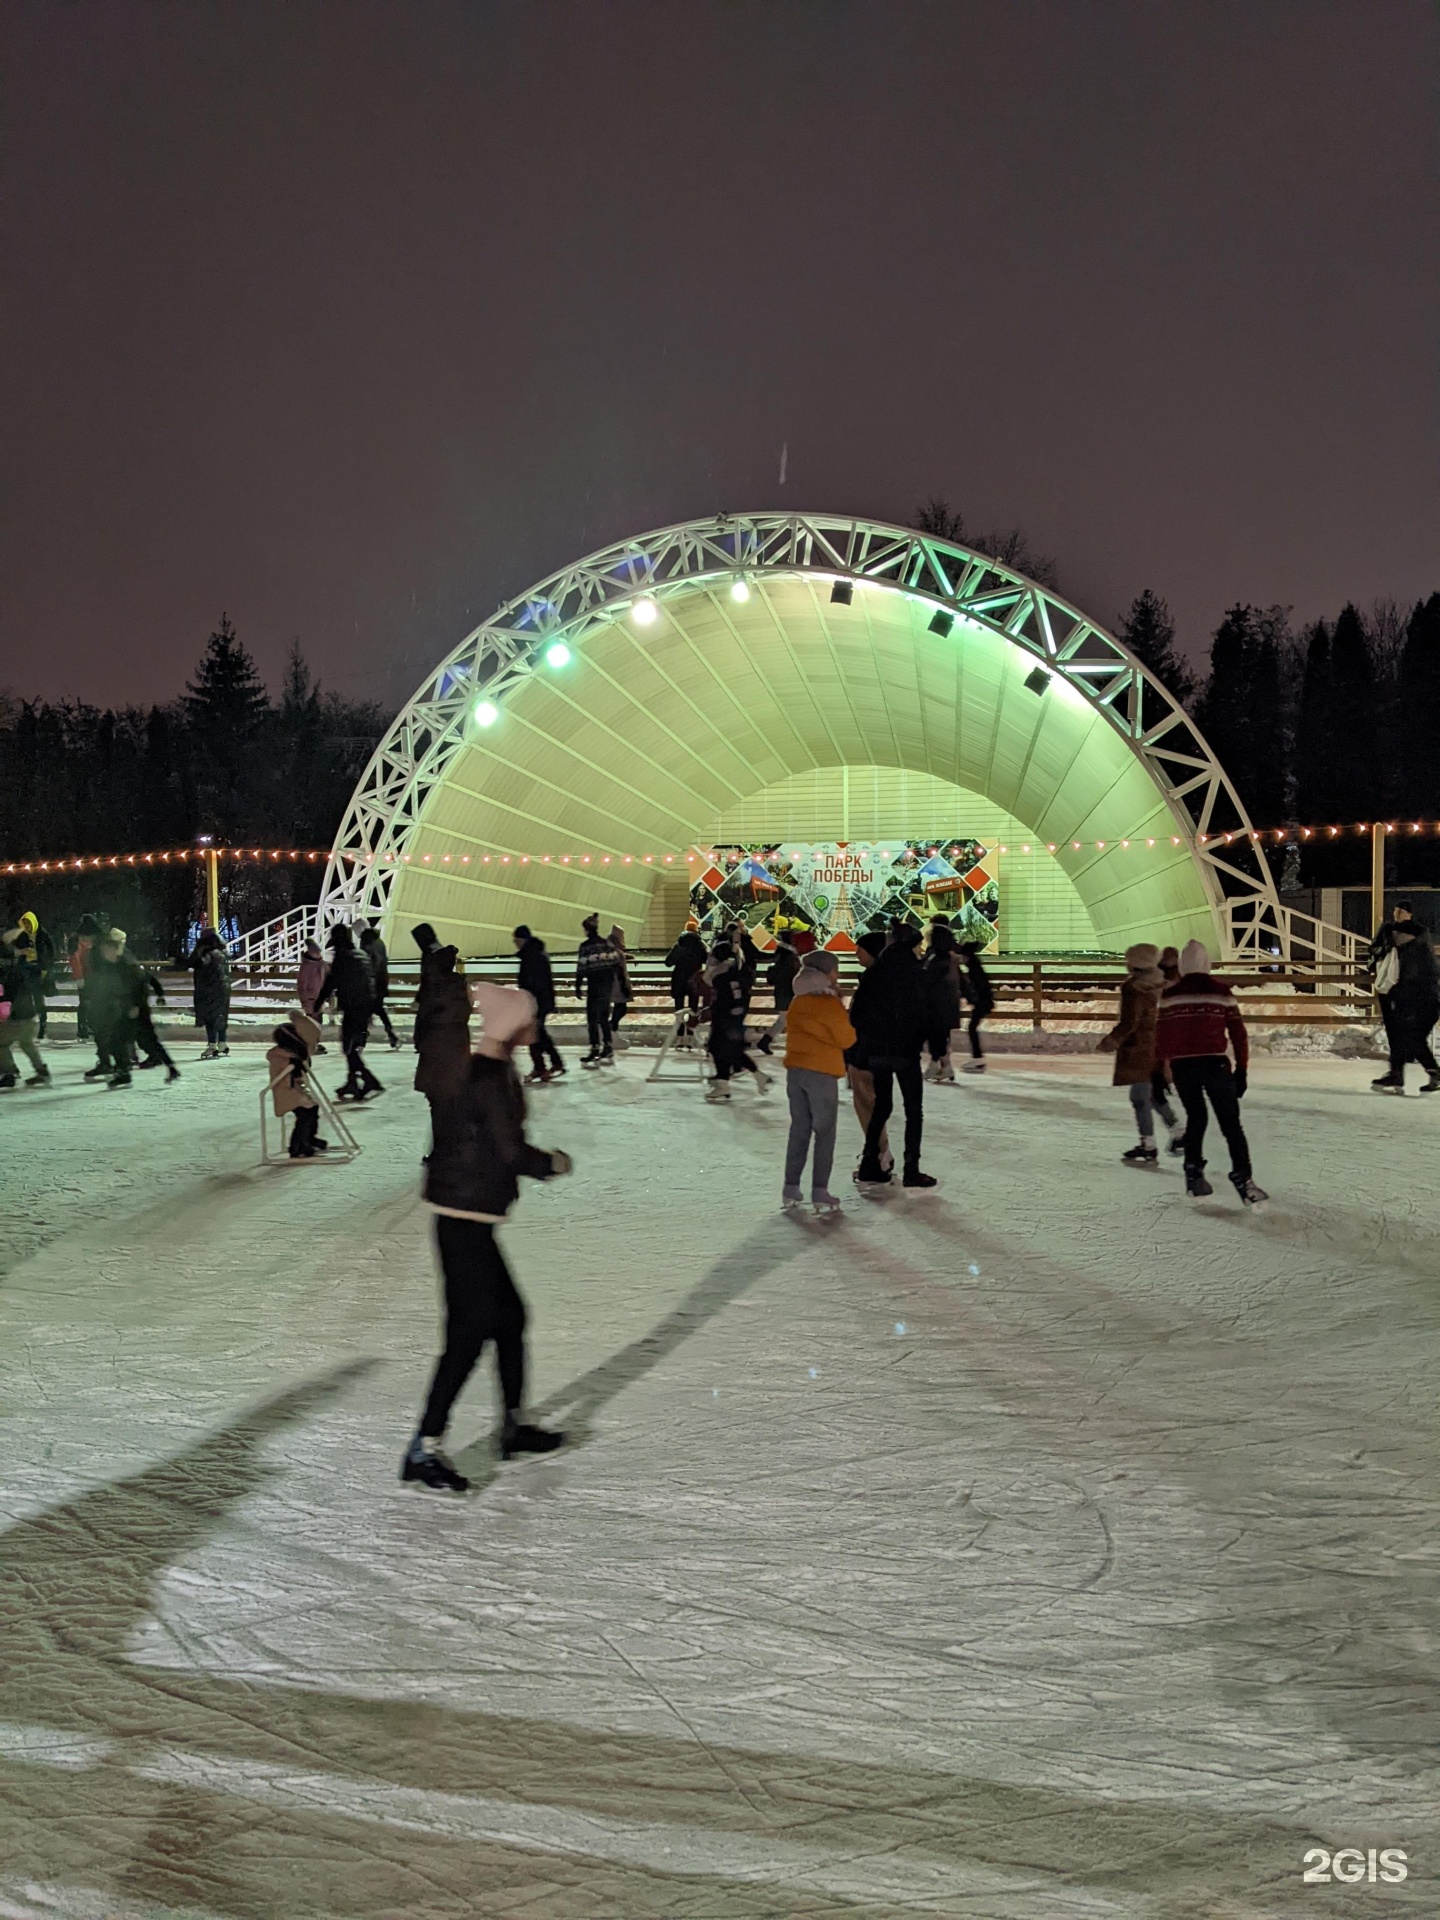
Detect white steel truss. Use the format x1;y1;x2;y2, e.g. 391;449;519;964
316;511;1289;957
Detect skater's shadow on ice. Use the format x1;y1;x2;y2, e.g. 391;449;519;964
0;1349;1373;1917
452;1218;801;1487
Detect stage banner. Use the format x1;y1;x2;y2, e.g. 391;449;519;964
687;839;999;950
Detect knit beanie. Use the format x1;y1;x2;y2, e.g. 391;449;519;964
856;929;887;959
411;922;440;955
1124;942;1160;971
799;949;838;974
1180;938;1212;975
472;981;536;1048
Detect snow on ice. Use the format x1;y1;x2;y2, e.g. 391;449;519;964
1;1040;1437;1916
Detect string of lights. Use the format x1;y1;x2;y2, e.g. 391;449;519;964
1;847;340;877
7;820;1438;878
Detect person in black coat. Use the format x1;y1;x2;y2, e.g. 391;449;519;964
923;922;961;1081
359;925;400;1048
189;927;232;1058
402;982;572;1494
664;927;707;1040
574;913;618;1065
849;922;935;1187
959;939;996;1071
1375;922;1440;1092
513;924;564;1083
758;930;800;1054
316;924;383;1099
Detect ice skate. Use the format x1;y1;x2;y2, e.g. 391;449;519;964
812;1190;843;1214
165;1065;181;1083
1230;1173;1268;1205
781;1184;804;1211
0;1073;15;1091
935;1062;956;1083
751;1067;772;1093
25;1069;51;1087
401;1446;469;1494
902;1168;938;1191
705;1081;731;1103
107;1071;132;1088
137;1056;161;1070
855;1162;892;1188
1371;1073;1404;1093
598;1050;616;1067
501;1419;565;1460
83;1064;110;1080
1166;1132;1185;1155
523;1069;552;1086
1421;1072;1440;1095
1121;1144;1158;1167
757;1033;773;1054
1184;1165;1213;1198
961;1059;986;1074
580;1051;600;1070
199;1045;219;1061
219;1044;230;1056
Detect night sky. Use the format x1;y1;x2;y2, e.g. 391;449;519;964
3;0;1435;710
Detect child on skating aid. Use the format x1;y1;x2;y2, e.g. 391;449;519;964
1099;944;1179;1165
781;951;855;1213
266;1013;328;1158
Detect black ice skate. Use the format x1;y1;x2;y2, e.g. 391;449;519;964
1184;1165;1213;1198
1229;1173;1268;1205
501;1420;565;1460
902;1168;938;1190
1422;1072;1440;1095
1371;1073;1404;1093
401;1448;469;1493
1121;1144;1158;1167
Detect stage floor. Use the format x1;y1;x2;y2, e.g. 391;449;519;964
1;1043;1436;1917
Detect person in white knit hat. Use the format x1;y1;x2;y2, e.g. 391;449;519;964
1155;938;1265;1204
402;980;573;1493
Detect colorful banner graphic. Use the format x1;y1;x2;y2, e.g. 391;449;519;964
687;839;999;950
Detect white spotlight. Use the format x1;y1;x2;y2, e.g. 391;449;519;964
473;700;499;728
545;642;571;668
632;597;659;627
730;578;750;603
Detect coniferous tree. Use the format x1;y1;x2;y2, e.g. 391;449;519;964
1393;594;1440;820
1117;588;1195;706
183;614;271;836
1292;621;1334;827
1327;603;1379;825
1195;605;1288;829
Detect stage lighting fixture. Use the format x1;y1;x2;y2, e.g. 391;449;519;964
1024;667;1051;696
632;597;659;626
928;610;954;637
830;581;853;605
730;578;751;603
473;700;499;727
545;642;571;668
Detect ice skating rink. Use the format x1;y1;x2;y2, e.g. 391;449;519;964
2;1044;1437;1919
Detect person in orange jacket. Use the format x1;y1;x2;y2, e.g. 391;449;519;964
781;950;855;1214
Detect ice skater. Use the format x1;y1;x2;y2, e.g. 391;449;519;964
1370;912;1440;1094
851;921;936;1189
1100;943;1178;1165
402;982;572;1493
958;940;994;1071
704;934;770;1102
412;924;472;1130
296;937;328;1050
266;1013;328;1158
758;925;799;1055
846;930;892;1178
189;927;232;1058
1155;939;1265;1203
316;924;383;1101
513;924;565;1083
923;920;961;1083
575;913;618;1067
360;926;401;1048
607;924;633;1050
781;951;854;1213
664;923;707;1045
0;921;51;1087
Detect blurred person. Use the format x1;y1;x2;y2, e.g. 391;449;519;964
1156;939;1265;1203
781;951;854;1213
360;925;400;1048
316;924;382;1100
513;924;564;1083
1099;944;1177;1165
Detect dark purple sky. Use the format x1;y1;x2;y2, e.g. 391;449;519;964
3;0;1435;710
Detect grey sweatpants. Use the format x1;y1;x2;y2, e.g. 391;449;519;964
1128;1078;1177;1142
785;1067;839;1193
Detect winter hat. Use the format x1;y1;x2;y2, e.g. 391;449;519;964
582;913;600;934
303;937;322;958
471;981;536;1051
100;927;127;950
856;929;887;960
1124;942;1161;972
608;924;627;949
1179;938;1212;975
890;922;923;950
411;921;440;954
512;924;532;942
328;924;355;952
799;949;838;975
359;926;380;947
1158;945;1180;976
273;1021;309;1056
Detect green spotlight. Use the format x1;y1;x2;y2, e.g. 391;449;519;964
473;700;499;727
545;642;572;668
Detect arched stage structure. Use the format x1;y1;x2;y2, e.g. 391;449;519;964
314;513;1288;961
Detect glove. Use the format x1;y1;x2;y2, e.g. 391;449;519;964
549;1149;574;1176
1232;1065;1247;1100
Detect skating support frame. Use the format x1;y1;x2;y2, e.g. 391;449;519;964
647;1010;712;1084
259;1069;362;1165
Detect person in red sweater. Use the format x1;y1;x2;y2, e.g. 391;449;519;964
1155;938;1266;1204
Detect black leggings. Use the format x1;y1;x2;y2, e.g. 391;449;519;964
861;1056;925;1174
529;1016;564;1076
420;1217;527;1437
967;1009;987;1060
1171;1055;1251;1181
341;1010;382;1091
585;981;613;1054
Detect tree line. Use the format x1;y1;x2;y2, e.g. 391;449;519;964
916;497;1440;892
0;618;388;954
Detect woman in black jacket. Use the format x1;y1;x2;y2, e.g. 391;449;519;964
190;928;232;1058
512;924;564;1083
1376;925;1440;1093
403;982;573;1494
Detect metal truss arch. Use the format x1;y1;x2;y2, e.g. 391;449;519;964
318;511;1283;955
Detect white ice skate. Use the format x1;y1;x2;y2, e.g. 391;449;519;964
781;1185;804;1211
812;1190;843;1215
705;1082;731;1103
751;1067;772;1093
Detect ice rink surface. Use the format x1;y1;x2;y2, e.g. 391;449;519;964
1;1038;1437;1918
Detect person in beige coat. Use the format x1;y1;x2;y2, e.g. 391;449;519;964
266;1012;327;1158
1099;943;1180;1166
